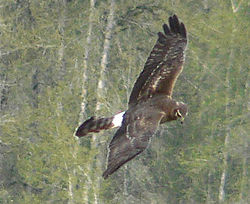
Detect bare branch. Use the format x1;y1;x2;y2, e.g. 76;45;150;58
231;0;243;13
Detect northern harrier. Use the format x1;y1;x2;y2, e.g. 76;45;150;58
76;15;188;179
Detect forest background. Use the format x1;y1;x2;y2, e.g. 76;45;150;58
0;0;249;203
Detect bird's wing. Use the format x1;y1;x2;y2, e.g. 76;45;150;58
103;110;164;179
129;15;187;106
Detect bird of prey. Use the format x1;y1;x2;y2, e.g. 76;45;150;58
76;14;188;179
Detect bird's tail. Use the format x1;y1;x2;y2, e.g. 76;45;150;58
75;111;125;137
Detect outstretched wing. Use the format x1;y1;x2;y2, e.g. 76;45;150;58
103;110;164;179
129;15;187;106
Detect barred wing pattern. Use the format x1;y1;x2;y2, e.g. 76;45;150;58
129;15;187;106
103;110;164;179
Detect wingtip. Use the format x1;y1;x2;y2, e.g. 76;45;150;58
172;14;179;24
102;163;120;179
102;171;109;179
163;23;171;35
102;166;116;179
167;14;186;38
172;14;179;22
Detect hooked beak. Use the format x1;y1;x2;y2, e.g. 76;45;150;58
180;116;184;124
177;109;185;124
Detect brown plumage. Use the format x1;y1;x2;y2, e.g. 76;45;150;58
129;15;187;106
75;14;188;179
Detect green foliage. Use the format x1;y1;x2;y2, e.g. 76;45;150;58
0;0;249;203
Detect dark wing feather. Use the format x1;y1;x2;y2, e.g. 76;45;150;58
129;15;187;106
103;110;164;179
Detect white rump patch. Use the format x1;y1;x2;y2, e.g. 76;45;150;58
112;111;125;127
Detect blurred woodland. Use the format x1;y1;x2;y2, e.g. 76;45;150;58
0;0;249;203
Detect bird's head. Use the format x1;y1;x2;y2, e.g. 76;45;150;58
174;102;188;123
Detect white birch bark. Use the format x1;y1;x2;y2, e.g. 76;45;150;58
80;0;96;203
218;13;236;203
92;0;116;203
218;131;230;203
218;2;245;200
95;0;116;115
58;0;67;73
70;0;96;203
78;0;96;123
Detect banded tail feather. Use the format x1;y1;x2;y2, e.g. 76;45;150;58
75;111;125;137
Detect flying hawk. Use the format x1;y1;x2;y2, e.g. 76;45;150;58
76;15;188;179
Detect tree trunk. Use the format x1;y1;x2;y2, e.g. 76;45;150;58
218;15;236;204
92;0;116;203
95;0;116;114
58;0;67;76
206;170;212;204
78;0;96;123
218;132;229;202
239;131;249;202
0;76;9;111
76;0;96;203
239;67;249;202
